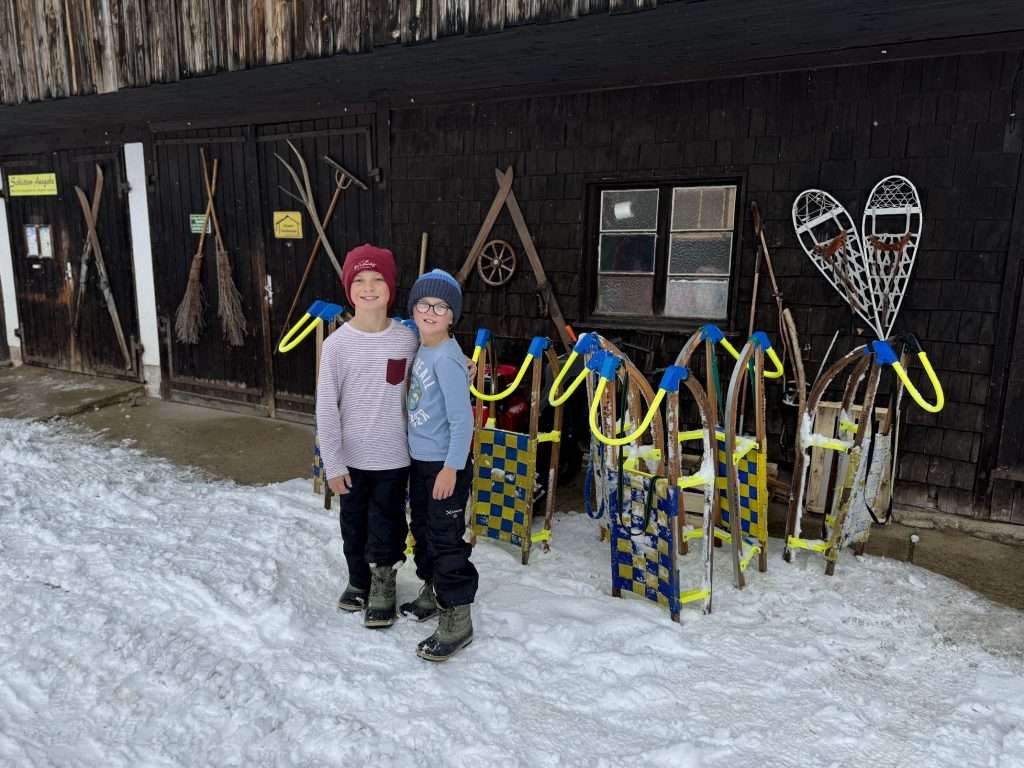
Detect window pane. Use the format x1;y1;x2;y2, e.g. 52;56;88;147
597;275;654;315
665;278;729;319
599;233;656;273
671;185;737;230
669;232;732;276
601;189;659;231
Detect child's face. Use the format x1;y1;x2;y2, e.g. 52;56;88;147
413;296;453;338
349;270;389;312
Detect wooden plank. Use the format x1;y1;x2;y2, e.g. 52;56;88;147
468;0;505;34
608;0;654;13
399;0;432;44
144;0;180;81
14;0;42;102
434;0;464;37
369;0;399;47
113;0;149;88
338;0;371;53
262;0;293;64
33;0;70;98
504;0;535;27
0;0;25;104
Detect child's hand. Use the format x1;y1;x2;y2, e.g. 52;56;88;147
433;467;457;500
465;356;477;382
328;474;352;495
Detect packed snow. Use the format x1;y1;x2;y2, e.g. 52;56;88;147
1;418;1023;767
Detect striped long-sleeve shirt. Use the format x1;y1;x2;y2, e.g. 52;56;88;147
315;320;419;478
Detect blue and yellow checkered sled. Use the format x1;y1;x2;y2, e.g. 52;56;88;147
471;427;538;552
714;431;768;573
610;471;681;617
469;331;564;565
585;345;718;622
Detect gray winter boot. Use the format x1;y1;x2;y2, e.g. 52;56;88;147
399;581;438;622
364;565;398;628
336;583;368;613
416;603;473;661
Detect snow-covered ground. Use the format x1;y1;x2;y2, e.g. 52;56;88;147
1;418;1023;768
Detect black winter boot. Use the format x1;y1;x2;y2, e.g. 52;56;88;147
417;604;473;661
364;565;398;628
400;581;439;622
336;583;368;612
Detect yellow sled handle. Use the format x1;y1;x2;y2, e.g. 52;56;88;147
750;331;785;380
278;301;344;353
872;340;944;413
470;330;550;402
587;355;688;448
279;314;319;353
702;325;783;379
549;332;599;407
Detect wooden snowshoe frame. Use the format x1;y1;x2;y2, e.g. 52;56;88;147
861;175;923;339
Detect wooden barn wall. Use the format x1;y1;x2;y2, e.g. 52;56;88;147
386;50;1024;521
0;0;623;107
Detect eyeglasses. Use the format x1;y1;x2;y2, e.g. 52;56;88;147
414;301;451;316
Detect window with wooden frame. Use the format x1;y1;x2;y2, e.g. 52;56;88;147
591;182;738;322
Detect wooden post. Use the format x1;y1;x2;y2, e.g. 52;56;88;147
419;232;428;276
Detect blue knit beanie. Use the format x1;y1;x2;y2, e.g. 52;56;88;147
408;269;463;324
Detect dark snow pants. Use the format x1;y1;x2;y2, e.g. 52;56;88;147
338;466;410;590
408;459;478;607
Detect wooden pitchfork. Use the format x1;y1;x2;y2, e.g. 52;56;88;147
275;154;367;350
73;168;132;370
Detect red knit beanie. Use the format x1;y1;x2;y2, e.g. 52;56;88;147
341;244;397;308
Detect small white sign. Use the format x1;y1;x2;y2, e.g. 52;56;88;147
39;226;53;259
24;225;39;257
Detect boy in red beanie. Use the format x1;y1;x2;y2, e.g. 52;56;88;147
316;243;417;628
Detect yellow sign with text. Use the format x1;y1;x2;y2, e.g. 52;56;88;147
273;211;303;239
7;173;58;197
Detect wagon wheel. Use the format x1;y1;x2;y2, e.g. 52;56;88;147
477;239;517;287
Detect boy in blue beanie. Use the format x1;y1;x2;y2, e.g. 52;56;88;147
401;269;477;661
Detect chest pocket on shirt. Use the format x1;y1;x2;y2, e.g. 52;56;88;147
386;358;407;386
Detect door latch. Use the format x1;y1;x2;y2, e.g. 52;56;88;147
264;275;274;306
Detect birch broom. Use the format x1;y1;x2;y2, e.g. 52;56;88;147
174;152;217;344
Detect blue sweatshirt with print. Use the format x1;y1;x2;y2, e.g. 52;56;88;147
407;338;473;469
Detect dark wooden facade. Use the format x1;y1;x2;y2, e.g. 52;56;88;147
0;147;141;378
147;108;382;418
385;51;1024;524
1;2;1023;523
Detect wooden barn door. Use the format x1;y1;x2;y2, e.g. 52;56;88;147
149;129;272;414
255;117;379;419
0;149;141;379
